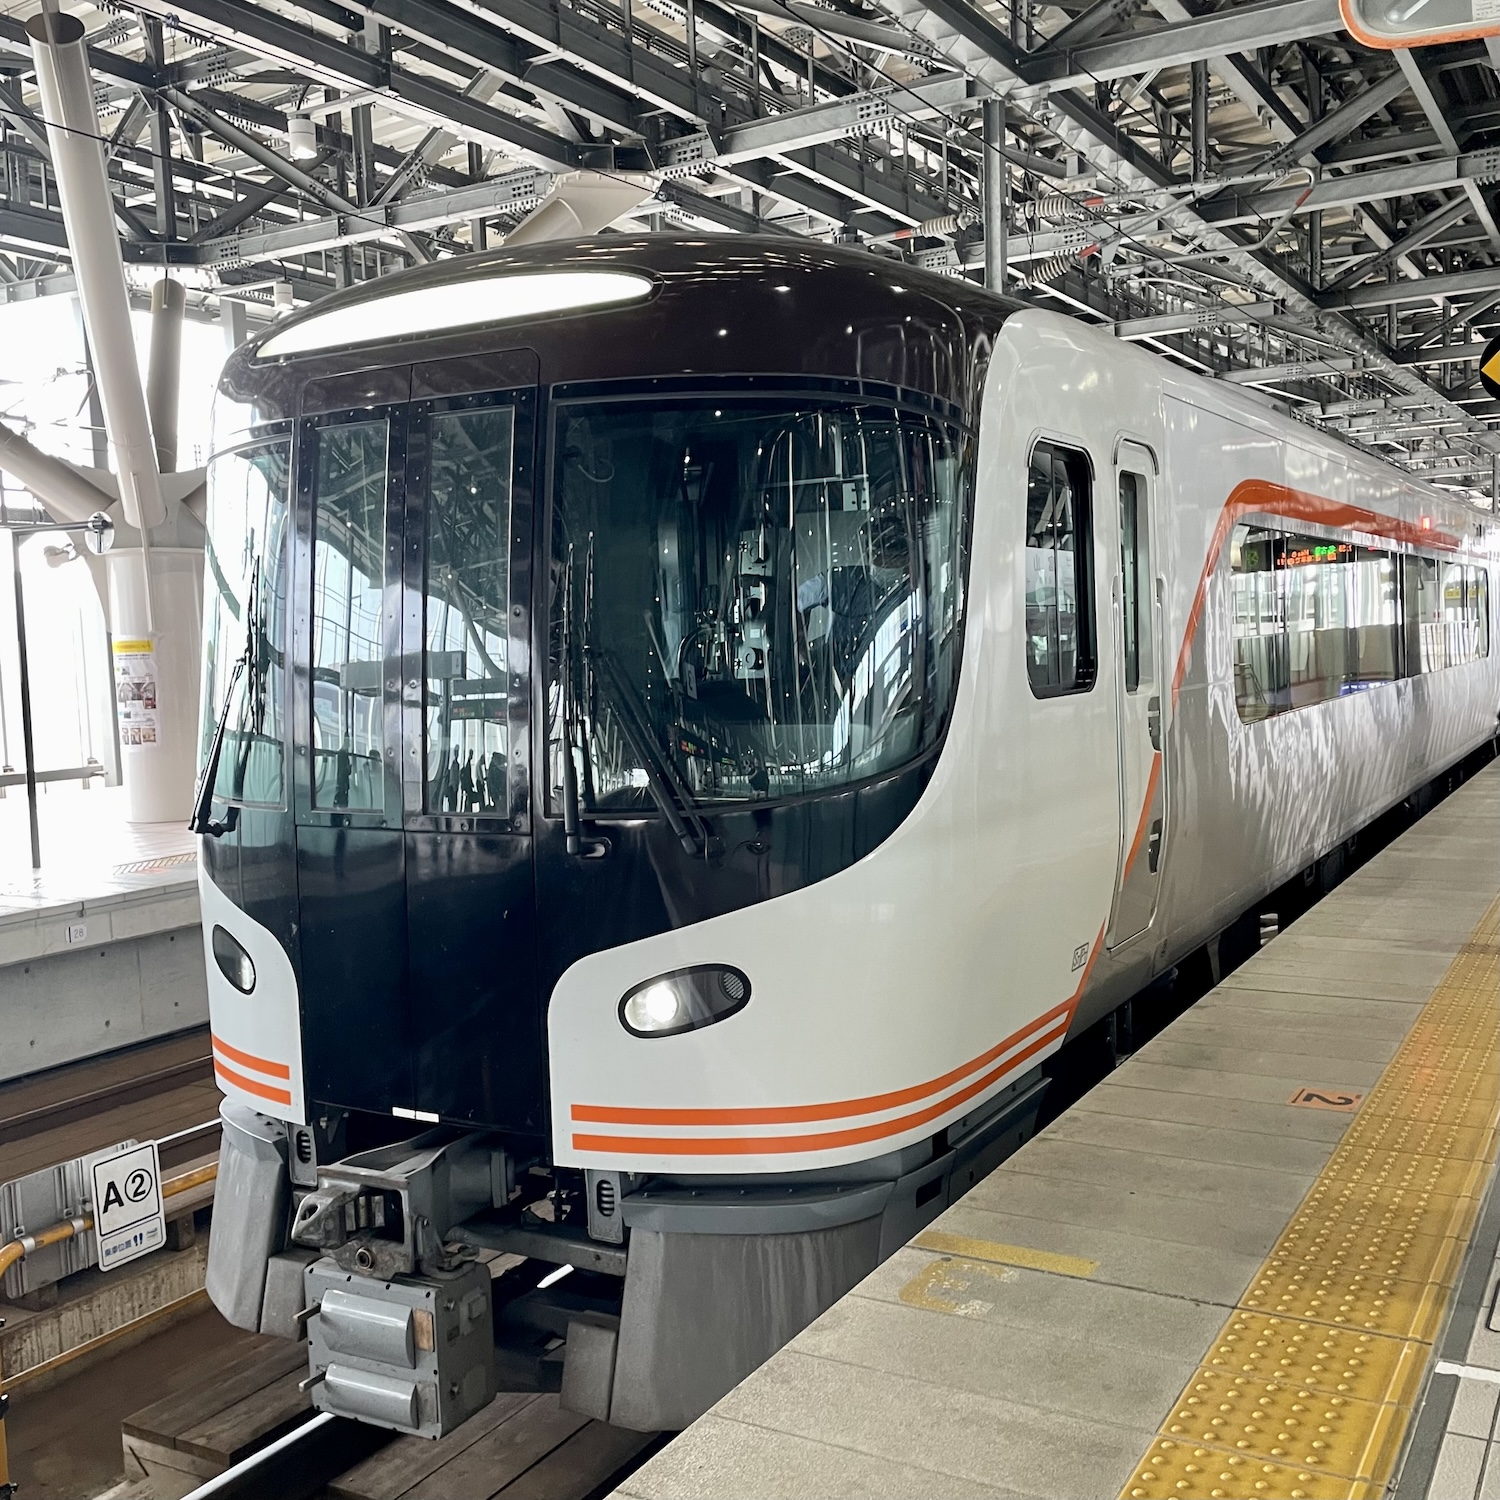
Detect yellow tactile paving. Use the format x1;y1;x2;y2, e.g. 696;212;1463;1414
1122;897;1500;1500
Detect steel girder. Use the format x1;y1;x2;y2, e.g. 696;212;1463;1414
867;0;1500;451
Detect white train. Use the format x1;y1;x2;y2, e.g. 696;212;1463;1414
195;239;1499;1436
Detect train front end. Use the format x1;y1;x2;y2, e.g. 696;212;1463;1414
195;238;1030;1434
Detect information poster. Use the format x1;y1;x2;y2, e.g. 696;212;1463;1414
113;637;160;748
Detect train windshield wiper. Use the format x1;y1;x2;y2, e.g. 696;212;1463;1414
588;648;709;858
189;559;258;838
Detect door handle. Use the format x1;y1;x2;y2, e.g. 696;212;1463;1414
1148;818;1163;874
1147;695;1162;751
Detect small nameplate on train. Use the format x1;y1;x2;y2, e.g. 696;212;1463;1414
1287;1086;1364;1113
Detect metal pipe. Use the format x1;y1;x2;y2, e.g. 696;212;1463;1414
26;10;165;531
147;278;185;474
0;418;116;524
9;522;40;869
983;97;1006;294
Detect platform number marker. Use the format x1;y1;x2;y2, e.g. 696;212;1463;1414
90;1140;165;1271
1288;1086;1363;1113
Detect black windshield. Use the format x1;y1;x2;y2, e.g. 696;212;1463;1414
547;392;970;810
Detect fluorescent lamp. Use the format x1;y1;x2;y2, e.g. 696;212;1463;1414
256;269;654;358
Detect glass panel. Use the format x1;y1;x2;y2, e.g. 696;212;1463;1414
1230;525;1287;722
1282;533;1349;708
1025;442;1093;695
311;421;389;811
1405;554;1443;673
1346;545;1399;689
423;406;515;814
1472;567;1490;660
549;396;969;808
1118;471;1151;694
200;441;291;804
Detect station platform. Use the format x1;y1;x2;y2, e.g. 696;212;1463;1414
620;761;1500;1500
0;784;204;1081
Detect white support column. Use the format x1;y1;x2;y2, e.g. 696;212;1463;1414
983;98;1007;295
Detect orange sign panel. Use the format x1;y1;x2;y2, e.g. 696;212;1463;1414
1289;1086;1364;1112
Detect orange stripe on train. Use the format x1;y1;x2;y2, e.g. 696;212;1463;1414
214;1058;293;1106
572;997;1073;1128
572;1017;1070;1156
211;1033;291;1080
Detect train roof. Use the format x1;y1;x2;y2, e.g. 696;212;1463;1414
218;236;1025;427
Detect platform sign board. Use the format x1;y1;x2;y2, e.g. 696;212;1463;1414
1340;0;1500;47
90;1140;165;1271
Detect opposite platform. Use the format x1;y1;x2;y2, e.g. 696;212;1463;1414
621;761;1500;1500
0;785;204;1080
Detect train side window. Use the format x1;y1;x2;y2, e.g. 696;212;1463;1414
1346;545;1400;691
1404;554;1443;673
1472;567;1490;660
1230;525;1288;722
1025;440;1095;696
1118;471;1152;694
310;420;390;812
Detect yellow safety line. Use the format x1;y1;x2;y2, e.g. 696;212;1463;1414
1120;897;1500;1500
911;1230;1100;1279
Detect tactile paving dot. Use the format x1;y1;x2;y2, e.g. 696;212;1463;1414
1121;1438;1381;1499
1203;1311;1425;1410
1238;1261;1445;1342
1335;1113;1493;1167
1159;1369;1403;1482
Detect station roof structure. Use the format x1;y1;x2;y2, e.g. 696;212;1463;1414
3;0;1500;496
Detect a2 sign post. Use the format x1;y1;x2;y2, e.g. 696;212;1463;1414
89;1140;166;1271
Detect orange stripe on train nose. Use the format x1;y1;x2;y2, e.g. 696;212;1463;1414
214;1058;293;1106
211;1032;291;1080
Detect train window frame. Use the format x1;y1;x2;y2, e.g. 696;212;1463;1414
294;406;407;831
407;385;536;832
539;377;977;819
198;430;294;811
1024;438;1097;700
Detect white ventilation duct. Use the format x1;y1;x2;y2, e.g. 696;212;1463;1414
502;171;656;248
27;9;166;532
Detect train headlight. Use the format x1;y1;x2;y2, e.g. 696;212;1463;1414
255;270;654;358
212;925;256;994
619;965;751;1038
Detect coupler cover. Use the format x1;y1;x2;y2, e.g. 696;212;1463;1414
304;1257;495;1439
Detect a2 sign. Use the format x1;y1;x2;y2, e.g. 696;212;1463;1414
89;1140;166;1271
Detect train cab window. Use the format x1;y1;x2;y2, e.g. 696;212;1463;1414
200;439;291;805
422;406;516;816
548;394;970;807
1025;441;1095;696
310;420;389;811
1118;471;1152;694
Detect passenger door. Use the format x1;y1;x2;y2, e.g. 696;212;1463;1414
1107;440;1167;948
401;374;543;1134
